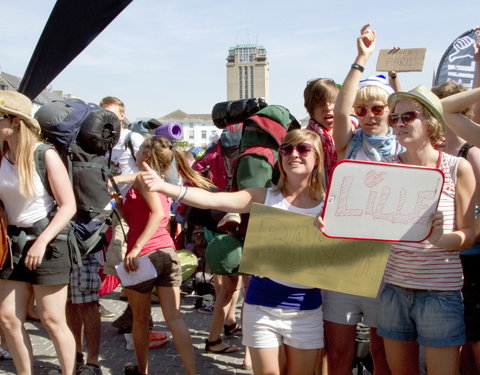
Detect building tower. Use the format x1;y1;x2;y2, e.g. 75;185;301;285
226;44;269;102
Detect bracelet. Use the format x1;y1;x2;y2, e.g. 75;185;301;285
351;63;364;73
176;185;188;203
174;186;185;203
389;74;397;79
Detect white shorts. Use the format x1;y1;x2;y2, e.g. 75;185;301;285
321;290;380;327
242;303;324;349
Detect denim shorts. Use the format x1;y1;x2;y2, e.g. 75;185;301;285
377;283;466;347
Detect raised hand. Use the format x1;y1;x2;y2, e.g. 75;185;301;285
357;23;376;58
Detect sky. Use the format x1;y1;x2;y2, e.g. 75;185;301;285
1;0;479;122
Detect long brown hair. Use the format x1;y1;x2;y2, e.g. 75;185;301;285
142;136;214;189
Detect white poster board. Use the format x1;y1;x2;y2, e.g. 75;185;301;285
322;160;444;242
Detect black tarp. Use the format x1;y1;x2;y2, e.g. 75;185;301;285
19;0;133;100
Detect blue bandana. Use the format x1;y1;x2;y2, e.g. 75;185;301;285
345;127;404;161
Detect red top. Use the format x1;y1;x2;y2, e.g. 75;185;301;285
123;187;174;256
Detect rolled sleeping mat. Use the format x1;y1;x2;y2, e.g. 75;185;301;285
155;121;183;140
77;109;121;155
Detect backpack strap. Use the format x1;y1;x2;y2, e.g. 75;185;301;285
34;143;55;196
457;143;473;159
124;131;136;162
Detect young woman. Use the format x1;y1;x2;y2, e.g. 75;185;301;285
378;85;476;375
118;135;213;375
325;24;401;375
140;129;326;375
0;91;76;375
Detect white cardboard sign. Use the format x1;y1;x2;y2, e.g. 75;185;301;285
322;160;444;242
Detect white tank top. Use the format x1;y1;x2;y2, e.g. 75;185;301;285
0;149;55;227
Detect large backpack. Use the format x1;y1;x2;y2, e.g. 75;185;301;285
34;98;121;261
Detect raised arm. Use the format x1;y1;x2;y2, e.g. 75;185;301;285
139;162;266;213
442;87;480;147
334;24;376;158
472;31;480;123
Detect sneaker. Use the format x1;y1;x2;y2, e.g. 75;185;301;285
197;304;215;315
99;303;114;318
0;347;11;360
78;364;102;375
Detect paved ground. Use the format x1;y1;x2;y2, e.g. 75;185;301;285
0;288;251;375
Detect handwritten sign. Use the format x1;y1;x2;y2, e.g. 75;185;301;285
322;160;444;242
239;203;392;298
376;48;426;72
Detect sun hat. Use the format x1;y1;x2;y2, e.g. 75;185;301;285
205;234;242;275
387;85;446;128
358;75;395;95
0;91;41;132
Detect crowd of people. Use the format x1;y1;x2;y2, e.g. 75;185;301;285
0;23;480;375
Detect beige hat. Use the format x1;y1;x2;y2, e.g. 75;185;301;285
0;91;41;132
388;85;446;129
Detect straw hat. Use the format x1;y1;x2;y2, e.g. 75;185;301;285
0;91;41;131
388;85;446;128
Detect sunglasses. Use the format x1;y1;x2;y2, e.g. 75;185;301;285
353;105;386;117
279;142;313;157
0;113;11;121
388;111;420;127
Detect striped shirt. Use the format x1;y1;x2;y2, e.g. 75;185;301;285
382;152;463;291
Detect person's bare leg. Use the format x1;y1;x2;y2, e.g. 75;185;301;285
126;289;151;374
0;280;33;375
383;338;420;375
80;302;101;365
207;274;239;352
323;321;356;375
285;345;321;375
157;286;196;375
34;284;75;375
370;327;392;375
424;345;461;375
250;346;281;375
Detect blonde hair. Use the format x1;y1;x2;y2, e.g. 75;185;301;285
142;136;214;190
393;98;444;146
275;129;325;199
2;118;44;198
355;85;389;106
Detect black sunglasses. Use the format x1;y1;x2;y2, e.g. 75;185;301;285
388;111;420;127
279;143;313;157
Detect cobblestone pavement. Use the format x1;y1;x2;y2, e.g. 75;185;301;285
0;288;251;375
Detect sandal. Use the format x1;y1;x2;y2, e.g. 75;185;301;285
0;347;12;360
224;322;242;337
205;338;239;353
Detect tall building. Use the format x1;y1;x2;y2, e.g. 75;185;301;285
226;44;269;102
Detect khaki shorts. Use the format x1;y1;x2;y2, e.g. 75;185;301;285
124;248;182;293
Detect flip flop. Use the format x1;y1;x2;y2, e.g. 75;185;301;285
205;338;239;354
224;322;242;337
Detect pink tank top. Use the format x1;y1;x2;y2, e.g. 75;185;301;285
123;187;174;256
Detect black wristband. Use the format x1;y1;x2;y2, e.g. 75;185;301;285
390;74;397;79
351;63;364;73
